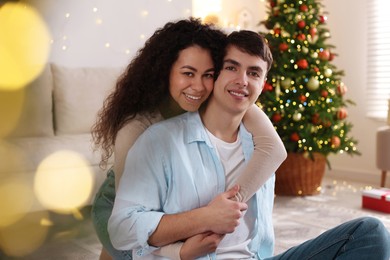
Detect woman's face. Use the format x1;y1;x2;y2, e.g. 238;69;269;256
169;45;215;112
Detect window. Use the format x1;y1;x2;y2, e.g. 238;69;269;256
366;0;390;120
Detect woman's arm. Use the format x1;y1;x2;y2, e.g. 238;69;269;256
236;104;287;202
153;232;224;260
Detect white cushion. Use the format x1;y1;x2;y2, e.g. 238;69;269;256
0;135;111;212
52;64;123;135
6;65;54;137
0;134;113;174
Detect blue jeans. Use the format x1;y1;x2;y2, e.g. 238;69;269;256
92;173;389;259
91;169;132;259
266;217;390;260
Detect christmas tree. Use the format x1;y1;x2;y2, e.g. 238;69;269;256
258;0;360;161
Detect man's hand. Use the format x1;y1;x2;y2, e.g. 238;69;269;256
180;232;225;260
204;185;248;234
147;185;247;247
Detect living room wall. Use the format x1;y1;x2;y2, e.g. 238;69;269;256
26;0;192;67
24;0;387;186
318;0;385;186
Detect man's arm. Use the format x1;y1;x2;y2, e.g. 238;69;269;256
148;185;247;247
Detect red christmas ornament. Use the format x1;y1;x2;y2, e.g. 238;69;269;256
323;120;332;128
299;4;308;12
337;83;348;95
274;28;281;35
297;59;308;69
279;42;288;52
309;27;317;37
297;20;306;29
296;33;306;41
311;113;320;125
331;136;341;148
270;0;276;8
321;90;328;98
319;15;327;23
329;52;335;61
337;107;348;120
318;50;330;60
272;113;282;123
313;67;320;73
263;82;273;92
290;132;300;142
299;94;307;102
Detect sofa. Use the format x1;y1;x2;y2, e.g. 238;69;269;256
0;63;124;214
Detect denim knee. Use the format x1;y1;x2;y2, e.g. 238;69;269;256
358;217;390;257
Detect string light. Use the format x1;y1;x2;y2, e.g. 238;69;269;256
49;2;196;60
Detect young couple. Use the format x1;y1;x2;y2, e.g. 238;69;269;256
92;18;390;259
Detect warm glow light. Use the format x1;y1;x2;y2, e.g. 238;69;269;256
0;89;25;137
0;3;51;90
0;177;33;228
192;0;222;20
34;150;94;214
0;211;49;257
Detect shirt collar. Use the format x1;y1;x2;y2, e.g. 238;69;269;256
184;112;214;148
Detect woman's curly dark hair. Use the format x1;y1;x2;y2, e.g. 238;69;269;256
92;17;226;168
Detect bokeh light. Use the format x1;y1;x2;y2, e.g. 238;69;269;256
0;2;51;90
0;88;25;138
0;177;34;228
0;210;49;257
34;150;94;214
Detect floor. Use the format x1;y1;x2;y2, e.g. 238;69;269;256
1;177;389;259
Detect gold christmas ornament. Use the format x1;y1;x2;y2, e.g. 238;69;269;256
324;68;333;77
307;77;320;91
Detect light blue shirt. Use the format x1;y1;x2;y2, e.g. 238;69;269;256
108;111;275;259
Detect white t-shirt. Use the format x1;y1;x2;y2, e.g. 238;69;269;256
205;128;255;260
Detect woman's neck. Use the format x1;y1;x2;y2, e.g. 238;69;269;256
158;96;185;119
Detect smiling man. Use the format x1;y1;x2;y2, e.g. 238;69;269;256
109;30;273;259
108;30;390;260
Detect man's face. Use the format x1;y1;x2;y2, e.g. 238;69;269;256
212;45;268;115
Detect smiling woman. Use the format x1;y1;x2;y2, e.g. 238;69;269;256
167;45;215;113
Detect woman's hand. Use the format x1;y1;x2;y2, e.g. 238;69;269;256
180;232;225;260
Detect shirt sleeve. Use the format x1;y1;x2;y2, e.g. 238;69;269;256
234;104;287;202
108;127;168;256
113;113;162;189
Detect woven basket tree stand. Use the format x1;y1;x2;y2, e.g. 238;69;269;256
275;152;326;196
